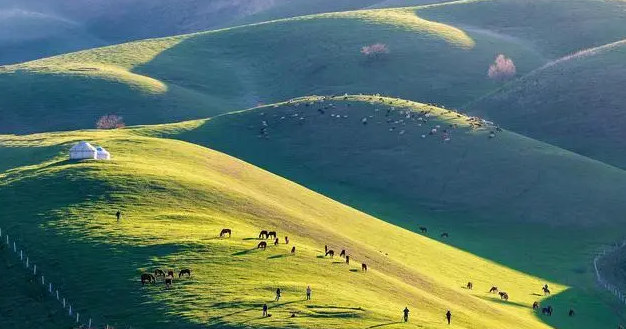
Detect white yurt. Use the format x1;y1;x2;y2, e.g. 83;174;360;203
69;141;97;160
95;146;111;160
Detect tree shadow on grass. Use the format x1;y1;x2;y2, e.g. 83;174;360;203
366;321;403;328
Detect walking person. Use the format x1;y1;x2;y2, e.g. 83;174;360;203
446;310;452;325
275;288;281;301
262;304;268;317
403;307;410;322
306;286;312;300
116;211;121;223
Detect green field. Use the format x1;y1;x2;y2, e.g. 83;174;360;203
0;113;596;329
0;4;546;134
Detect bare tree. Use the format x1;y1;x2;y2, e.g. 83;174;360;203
488;54;516;81
361;43;390;58
96;115;125;129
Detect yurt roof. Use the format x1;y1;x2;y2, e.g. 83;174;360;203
70;141;96;152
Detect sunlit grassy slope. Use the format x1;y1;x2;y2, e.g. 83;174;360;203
468;40;626;170
1;125;603;329
0;5;545;134
154;95;626;323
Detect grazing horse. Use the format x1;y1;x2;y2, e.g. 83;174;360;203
466;282;473;290
274;238;279;246
533;301;540;310
291;246;296;254
499;292;509;300
346;256;350;264
569;309;575;317
259;230;269;239
268;231;277;239
340;249;346;258
325;250;335;258
154;269;166;277
419;227;427;233
141;273;156;285
362;263;368;271
542;307;553;316
258;241;267;250
440;232;449;238
220;228;232;238
489;286;498;294
179;269;191;278
543;286;551;295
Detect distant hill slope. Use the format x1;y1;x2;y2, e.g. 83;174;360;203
161;95;626;299
468;40;626;169
0;7;544;134
0;127;580;329
418;0;626;58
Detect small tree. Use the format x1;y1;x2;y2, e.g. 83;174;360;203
488;54;516;81
96;115;125;129
361;43;390;58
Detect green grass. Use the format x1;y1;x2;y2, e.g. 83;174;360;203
149;95;626;325
1;125;593;329
0;5;546;134
468;40;626;169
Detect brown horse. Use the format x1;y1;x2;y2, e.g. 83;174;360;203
489;286;498;293
141;273;156;285
154;269;165;277
220;228;232;238
499;292;509;300
419;227;427;233
325;250;335;258
268;231;277;239
291;246;296;254
339;249;346;258
274;238;279;246
440;232;449;238
259;230;269;239
362;263;368;271
533;301;540;310
466;282;473;290
258;241;267;250
346;256;350;264
179;269;191;278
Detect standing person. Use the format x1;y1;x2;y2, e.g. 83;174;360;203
446;310;452;325
403;307;410;322
263;304;268;317
116;211;121;223
306;286;312;300
346;255;350;265
275;288;281;301
285;236;289;244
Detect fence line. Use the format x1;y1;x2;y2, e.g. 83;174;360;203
0;227;125;329
593;238;626;305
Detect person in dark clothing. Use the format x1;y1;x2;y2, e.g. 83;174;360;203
116;211;121;223
275;288;281;301
446;310;452;325
262;304;268;317
403;307;410;322
306;286;311;300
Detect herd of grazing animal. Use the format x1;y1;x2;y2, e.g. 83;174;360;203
141;268;191;288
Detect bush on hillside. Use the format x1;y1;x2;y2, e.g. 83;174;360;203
488;54;516;81
96;115;125;129
361;43;390;58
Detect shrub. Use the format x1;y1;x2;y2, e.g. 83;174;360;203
96;115;125;129
488;54;516;81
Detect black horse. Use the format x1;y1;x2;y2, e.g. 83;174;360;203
141;273;156;285
179;269;191;278
220;228;232;238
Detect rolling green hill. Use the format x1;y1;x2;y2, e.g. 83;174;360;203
468;39;626;169
0;5;545;134
0;124;596;329
155;95;626;318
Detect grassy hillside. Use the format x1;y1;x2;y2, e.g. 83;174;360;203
418;0;626;58
468;40;626;169
0;6;545;134
0;127;601;329
157;96;626;314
